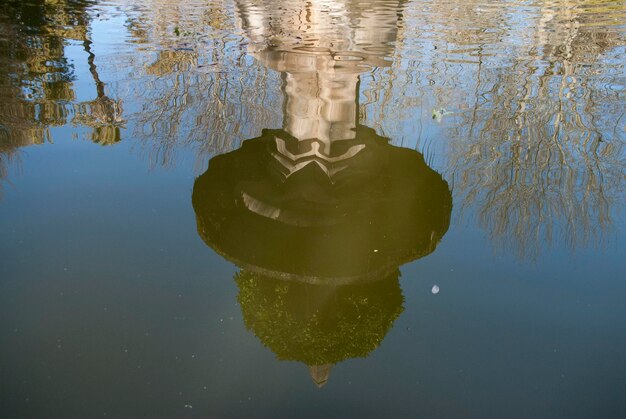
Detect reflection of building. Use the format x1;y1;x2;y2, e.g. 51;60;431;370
0;0;124;155
0;0;80;151
193;0;452;387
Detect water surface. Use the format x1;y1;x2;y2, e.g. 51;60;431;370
0;0;625;417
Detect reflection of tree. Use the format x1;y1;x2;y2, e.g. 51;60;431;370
121;2;282;167
445;1;625;257
136;60;279;167
235;270;403;368
362;0;625;258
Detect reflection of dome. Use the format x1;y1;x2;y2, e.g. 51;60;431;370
192;125;452;284
235;269;404;372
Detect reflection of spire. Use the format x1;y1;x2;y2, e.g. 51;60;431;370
84;39;106;99
72;34;125;145
309;364;333;388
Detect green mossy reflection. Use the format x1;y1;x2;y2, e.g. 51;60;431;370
235;270;404;366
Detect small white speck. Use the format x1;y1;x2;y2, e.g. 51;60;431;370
184;404;193;409
432;285;440;294
373;249;378;252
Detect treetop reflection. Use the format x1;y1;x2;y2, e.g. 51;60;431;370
235;270;404;387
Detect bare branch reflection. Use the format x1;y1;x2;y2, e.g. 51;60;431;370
442;0;625;257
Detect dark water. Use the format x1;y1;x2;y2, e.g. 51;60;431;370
0;0;625;417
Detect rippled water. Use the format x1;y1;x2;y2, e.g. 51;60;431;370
1;0;625;417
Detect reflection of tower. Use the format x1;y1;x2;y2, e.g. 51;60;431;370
193;125;452;387
192;0;451;387
236;0;403;179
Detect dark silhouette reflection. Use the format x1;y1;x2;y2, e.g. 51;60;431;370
192;0;451;386
193;127;451;283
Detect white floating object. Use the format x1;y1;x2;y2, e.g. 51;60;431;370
431;285;440;294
